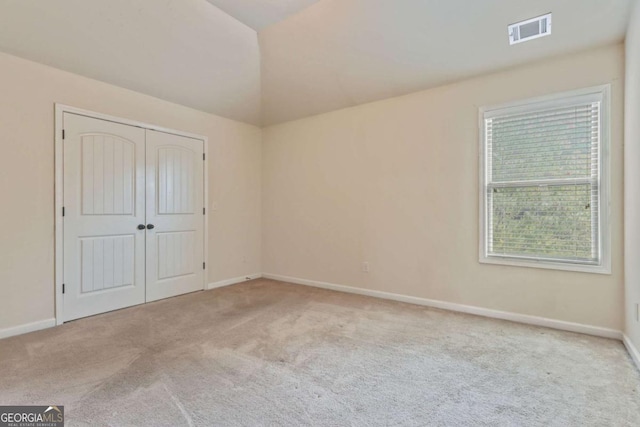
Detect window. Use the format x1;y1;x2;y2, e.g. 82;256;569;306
480;86;610;273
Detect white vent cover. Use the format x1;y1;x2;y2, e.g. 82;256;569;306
508;13;552;45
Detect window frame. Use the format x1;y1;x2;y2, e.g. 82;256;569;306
478;85;611;274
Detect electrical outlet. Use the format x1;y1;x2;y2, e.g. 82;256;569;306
362;262;370;273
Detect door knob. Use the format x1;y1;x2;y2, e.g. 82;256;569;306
146;224;155;230
137;224;146;230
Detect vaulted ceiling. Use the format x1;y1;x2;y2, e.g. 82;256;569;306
0;0;634;126
205;0;322;31
0;0;261;124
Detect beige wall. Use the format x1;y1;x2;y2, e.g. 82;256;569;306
263;44;625;330
0;42;629;336
625;1;640;349
0;51;262;331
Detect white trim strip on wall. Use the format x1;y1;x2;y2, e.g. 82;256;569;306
262;273;623;340
623;334;640;372
0;273;263;340
207;273;262;290
0;318;56;340
4;275;637;373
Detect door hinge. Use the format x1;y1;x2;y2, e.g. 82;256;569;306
62;206;65;217
203;207;206;215
62;129;65;140
203;262;206;270
203;153;205;161
62;284;65;294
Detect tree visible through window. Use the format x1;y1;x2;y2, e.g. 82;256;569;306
481;88;608;270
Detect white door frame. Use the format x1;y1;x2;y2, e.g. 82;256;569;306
54;104;209;325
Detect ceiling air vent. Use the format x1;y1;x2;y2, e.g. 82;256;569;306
508;13;552;45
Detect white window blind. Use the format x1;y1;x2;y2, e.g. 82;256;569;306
481;89;608;270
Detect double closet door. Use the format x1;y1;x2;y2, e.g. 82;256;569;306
62;113;205;322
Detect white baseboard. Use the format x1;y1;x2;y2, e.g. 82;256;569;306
1;275;630;363
207;273;262;290
623;334;640;371
262;273;623;340
0;318;56;340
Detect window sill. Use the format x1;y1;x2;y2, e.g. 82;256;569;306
479;255;611;275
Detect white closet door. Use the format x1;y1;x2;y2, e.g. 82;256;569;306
63;113;146;321
145;130;205;302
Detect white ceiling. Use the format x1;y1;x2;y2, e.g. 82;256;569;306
0;0;261;125
0;0;634;126
260;0;634;125
205;0;321;31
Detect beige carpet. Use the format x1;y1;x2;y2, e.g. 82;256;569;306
0;279;638;426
